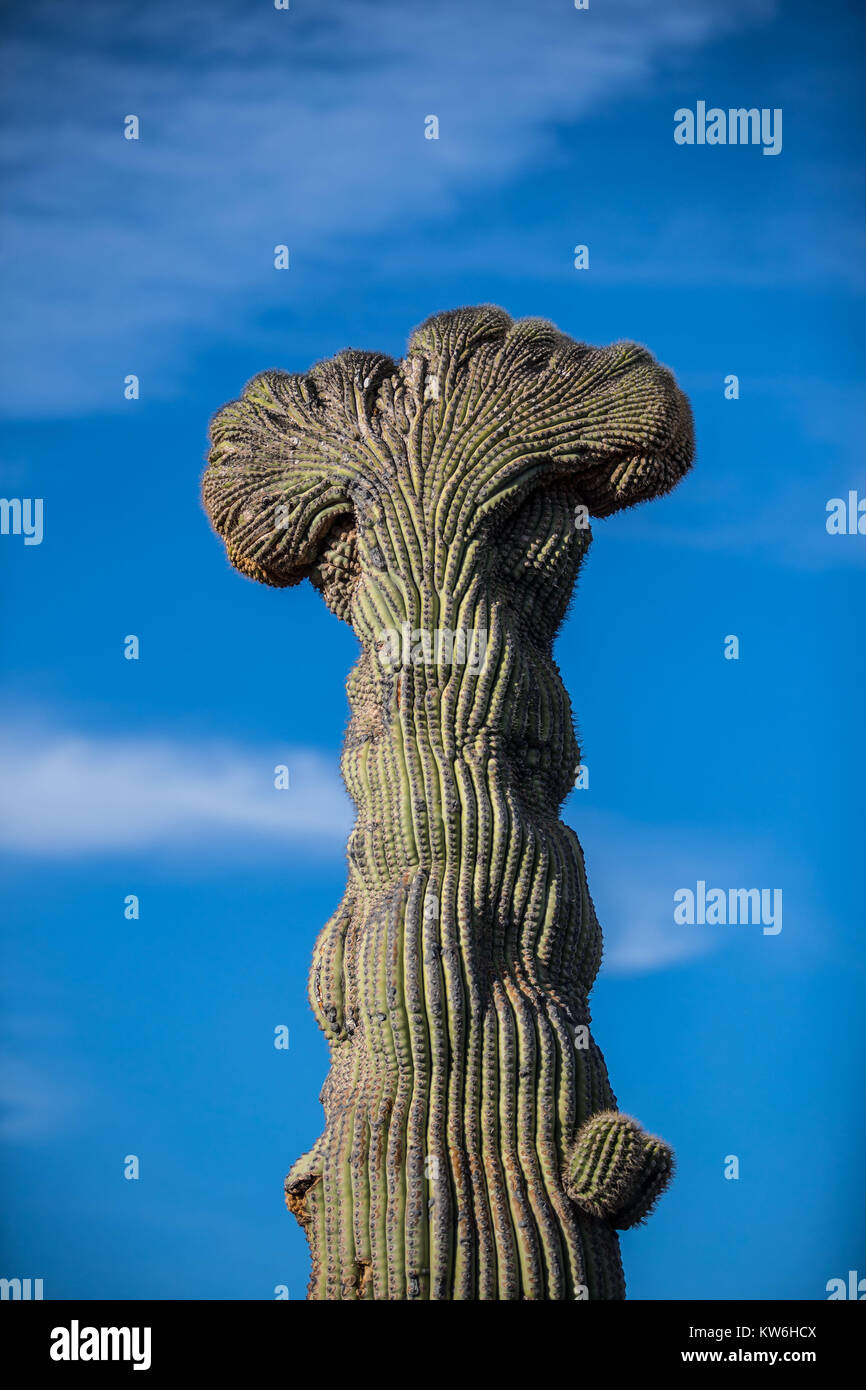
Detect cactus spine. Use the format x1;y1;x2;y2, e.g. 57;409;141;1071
202;306;694;1300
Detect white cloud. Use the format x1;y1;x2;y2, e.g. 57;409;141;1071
0;717;816;982
573;810;719;976
0;0;778;416
568;806;815;976
0;720;352;855
601;904;717;976
0;1052;89;1140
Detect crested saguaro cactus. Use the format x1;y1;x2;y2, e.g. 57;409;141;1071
202;306;694;1300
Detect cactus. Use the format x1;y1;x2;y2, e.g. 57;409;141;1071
202;305;694;1300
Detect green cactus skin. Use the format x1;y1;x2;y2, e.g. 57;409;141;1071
202;306;694;1300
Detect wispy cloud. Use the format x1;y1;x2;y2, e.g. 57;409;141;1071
601;902;717;976
0;717;822;980
0;1052;90;1140
572;809;718;976
0;0;778;417
569;806;820;976
0;719;352;856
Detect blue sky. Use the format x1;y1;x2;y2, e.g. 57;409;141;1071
1;0;864;1300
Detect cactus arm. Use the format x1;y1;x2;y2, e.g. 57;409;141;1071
566;1111;676;1230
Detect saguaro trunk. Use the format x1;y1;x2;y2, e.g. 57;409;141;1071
202;306;694;1300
